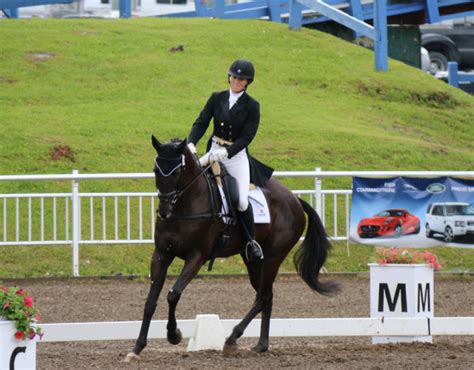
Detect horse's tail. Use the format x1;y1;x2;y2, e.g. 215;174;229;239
294;198;339;296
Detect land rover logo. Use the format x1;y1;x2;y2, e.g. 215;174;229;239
426;183;446;193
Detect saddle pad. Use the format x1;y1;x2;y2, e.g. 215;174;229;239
218;186;271;224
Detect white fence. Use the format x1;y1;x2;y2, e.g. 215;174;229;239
1;170;473;276
40;316;474;343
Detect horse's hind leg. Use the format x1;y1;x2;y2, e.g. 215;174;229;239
166;253;207;345
223;256;265;354
251;262;279;353
223;256;280;354
124;251;173;362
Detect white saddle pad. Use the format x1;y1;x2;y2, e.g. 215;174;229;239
218;186;271;224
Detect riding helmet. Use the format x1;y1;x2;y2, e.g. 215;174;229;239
228;59;255;83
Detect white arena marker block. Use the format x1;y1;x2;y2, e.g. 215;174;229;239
187;314;225;352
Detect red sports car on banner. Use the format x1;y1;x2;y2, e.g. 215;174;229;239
357;209;421;238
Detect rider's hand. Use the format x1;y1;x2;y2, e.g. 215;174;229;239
187;142;197;154
209;148;228;163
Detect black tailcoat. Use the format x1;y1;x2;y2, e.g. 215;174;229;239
188;90;273;187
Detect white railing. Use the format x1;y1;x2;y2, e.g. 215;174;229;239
1;169;473;276
40;316;474;343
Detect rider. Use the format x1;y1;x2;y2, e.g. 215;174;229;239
187;59;272;262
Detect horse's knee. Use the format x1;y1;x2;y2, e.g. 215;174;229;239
167;288;181;306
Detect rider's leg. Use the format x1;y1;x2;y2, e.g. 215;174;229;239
219;147;263;261
217;144;263;260
237;203;264;261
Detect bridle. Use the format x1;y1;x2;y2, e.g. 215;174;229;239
154;154;212;219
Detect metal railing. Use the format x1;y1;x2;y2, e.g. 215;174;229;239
1;169;472;276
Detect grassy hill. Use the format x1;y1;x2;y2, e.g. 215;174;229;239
0;18;473;277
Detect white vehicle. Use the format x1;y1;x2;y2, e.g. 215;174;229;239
425;202;474;242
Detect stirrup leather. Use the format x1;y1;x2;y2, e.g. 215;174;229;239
245;240;264;261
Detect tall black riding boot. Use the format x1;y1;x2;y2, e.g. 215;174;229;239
237;204;264;262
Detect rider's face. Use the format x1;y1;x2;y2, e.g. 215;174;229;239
229;75;249;93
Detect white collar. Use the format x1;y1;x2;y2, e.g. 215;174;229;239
229;89;244;99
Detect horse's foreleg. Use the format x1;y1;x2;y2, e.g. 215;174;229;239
166;253;206;345
124;252;173;362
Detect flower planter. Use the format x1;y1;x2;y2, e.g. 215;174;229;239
0;318;36;370
369;263;434;344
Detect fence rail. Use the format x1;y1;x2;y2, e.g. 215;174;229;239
40;316;474;342
1;170;473;276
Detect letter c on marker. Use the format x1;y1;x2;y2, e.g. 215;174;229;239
9;346;26;370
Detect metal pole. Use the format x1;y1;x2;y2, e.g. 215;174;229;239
212;0;224;18
315;167;322;218
72;170;80;277
448;62;459;87
289;0;304;30
374;0;388;71
119;0;131;18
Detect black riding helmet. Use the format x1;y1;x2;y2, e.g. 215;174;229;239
228;59;255;84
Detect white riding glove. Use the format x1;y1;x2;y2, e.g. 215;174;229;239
187;142;197;154
199;152;210;167
209;148;228;163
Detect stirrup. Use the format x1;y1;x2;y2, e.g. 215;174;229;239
245;240;264;261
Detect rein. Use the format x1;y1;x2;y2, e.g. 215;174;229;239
156;156;221;220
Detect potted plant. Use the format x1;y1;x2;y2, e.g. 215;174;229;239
1;285;42;369
368;248;443;344
375;248;444;269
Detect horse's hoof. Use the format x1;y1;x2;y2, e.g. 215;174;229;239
251;343;268;353
123;352;140;363
167;328;182;345
223;342;238;356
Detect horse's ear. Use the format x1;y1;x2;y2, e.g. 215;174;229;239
151;135;161;151
178;138;187;153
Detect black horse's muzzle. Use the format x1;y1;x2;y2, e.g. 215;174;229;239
157;190;180;219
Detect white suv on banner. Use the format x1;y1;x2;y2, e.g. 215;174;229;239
425;202;474;242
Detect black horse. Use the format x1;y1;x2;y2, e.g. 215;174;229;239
124;136;337;362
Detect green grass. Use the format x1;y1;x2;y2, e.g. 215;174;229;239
0;242;472;277
0;18;473;278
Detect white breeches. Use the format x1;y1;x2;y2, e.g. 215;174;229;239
210;141;249;211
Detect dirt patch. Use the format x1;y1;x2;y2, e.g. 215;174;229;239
5;275;472;369
50;145;75;162
73;30;100;36
355;81;459;109
0;76;17;84
409;91;458;109
27;52;55;62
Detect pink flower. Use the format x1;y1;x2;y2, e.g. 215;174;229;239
28;330;36;340
15;331;25;340
3;300;10;310
24;296;33;307
16;288;24;296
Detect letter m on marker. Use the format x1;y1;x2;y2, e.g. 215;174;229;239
378;283;407;312
418;283;431;312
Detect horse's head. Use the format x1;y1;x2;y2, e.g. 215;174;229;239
152;135;198;219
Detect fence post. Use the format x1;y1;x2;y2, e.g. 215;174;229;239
72;169;80;277
315;167;322;219
448;62;459;88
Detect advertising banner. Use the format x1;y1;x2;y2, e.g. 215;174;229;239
350;177;474;248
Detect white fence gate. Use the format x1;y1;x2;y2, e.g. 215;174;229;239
1;170;472;276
